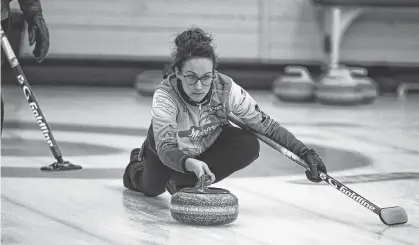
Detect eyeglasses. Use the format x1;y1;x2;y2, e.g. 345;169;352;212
181;72;214;86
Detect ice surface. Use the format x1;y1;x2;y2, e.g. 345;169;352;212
2;86;418;245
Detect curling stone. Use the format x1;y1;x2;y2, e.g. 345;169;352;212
134;70;164;96
272;66;316;102
169;175;239;226
350;67;379;104
315;66;363;105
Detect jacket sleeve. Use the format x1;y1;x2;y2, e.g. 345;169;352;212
151;89;190;173
227;79;308;156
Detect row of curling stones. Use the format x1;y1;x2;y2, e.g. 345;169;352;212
169;175;239;226
134;70;165;96
316;66;379;105
349;67;379;104
272;66;379;105
272;66;316;102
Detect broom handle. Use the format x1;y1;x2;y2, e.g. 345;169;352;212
227;113;382;214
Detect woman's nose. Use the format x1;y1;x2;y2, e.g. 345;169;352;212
194;80;203;90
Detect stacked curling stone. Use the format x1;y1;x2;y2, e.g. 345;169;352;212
315;66;363;105
272;66;316;102
134;70;164;96
169;175;239;226
350;67;379;104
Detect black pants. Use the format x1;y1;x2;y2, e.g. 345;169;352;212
128;125;260;196
1;97;3;134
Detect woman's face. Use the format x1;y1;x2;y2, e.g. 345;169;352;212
176;58;214;103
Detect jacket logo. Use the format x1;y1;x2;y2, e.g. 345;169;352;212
178;123;221;139
212;89;229;94
155;97;176;114
207;104;224;113
255;104;269;124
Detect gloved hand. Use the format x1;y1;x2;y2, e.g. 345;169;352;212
19;0;50;62
300;148;327;183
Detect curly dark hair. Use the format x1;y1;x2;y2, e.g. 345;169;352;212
167;27;217;74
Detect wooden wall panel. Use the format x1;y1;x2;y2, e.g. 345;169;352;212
19;0;260;60
12;0;419;65
267;0;324;62
340;9;419;64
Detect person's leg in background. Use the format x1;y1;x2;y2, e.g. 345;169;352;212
1;97;3;134
1;17;11;134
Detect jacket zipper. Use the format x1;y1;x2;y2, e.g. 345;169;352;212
198;103;202;127
197;103;203;154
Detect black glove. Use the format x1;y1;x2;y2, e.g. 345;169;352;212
19;0;50;62
300;148;327;183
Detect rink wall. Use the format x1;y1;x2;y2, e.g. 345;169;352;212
2;0;419;91
16;0;324;63
14;0;419;64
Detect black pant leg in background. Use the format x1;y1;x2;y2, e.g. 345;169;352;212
1;18;10;134
1;97;3;134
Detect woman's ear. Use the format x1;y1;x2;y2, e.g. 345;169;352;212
174;67;181;78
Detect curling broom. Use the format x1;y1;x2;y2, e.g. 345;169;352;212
227;113;408;226
1;26;81;171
